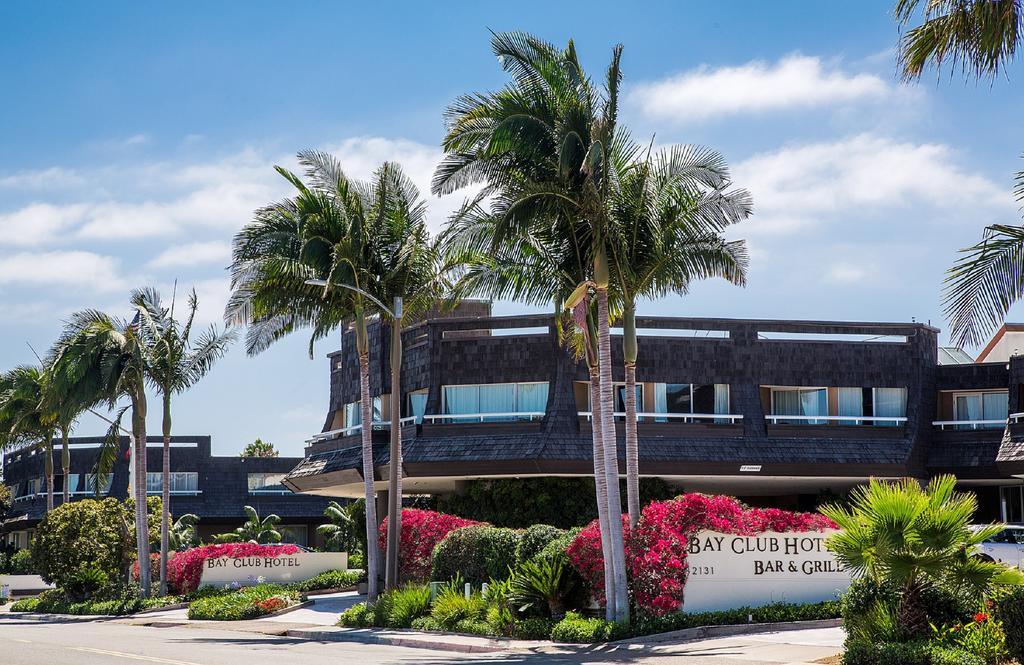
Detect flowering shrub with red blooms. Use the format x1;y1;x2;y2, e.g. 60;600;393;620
566;494;837;616
256;596;288;613
132;553;164;589
378;508;481;582
168;543;299;593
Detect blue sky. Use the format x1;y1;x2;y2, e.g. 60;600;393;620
1;2;1022;456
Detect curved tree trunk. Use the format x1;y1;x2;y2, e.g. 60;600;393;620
132;390;152;598
160;394;171;597
623;304;640;528
597;287;630;623
356;315;380;601
589;368;615;620
385;310;403;590
44;436;54;513
61;427;71;506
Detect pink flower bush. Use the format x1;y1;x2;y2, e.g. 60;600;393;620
566;494;836;616
168;543;299;593
378;508;481;582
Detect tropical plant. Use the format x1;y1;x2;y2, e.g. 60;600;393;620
214;506;282;544
821;475;1024;637
434;30;633;621
894;0;1021;81
227;151;441;599
509;555;578;619
0;366;56;511
47;308;155;596
129;286;235;595
240;438;278;458
608;145;751;525
317;500;358;552
169;513;201;551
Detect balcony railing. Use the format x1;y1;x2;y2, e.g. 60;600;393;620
307;416;417;443
578;411;744;424
423;412;545;423
932;419;1007;430
1010;412;1024;424
766;415;908;426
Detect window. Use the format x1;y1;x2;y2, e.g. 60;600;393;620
1002;486;1024;524
146;472;198;494
873;388;908;426
407;390;428;424
278;525;308;546
954;391;1008;429
652;383;731;422
24;478;38;496
248;473;289;494
63;473;81;494
85;473;113;495
442;382;549;421
771;388;828;424
344;397;382;428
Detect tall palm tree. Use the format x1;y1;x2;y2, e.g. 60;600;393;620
434;31;632;622
0;366;56;511
608;146;752;525
227;151;439;600
48;309;154;596
894;0;1021;80
132;286;235;596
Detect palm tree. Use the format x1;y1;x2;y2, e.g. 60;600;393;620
943;168;1024;346
0;366;56;511
48;309;154;596
434;31;632;622
822;475;1023;637
227;151;439;600
215;505;282;544
894;0;1021;80
317;500;358;552
132;287;235;596
169;513;201;550
608;146;752;525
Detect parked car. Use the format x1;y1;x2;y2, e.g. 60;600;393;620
974;525;1024;567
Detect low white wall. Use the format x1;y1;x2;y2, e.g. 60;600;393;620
0;575;53;597
198;552;348;588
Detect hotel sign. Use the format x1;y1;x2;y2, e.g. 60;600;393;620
198;552;349;587
682;530;850;612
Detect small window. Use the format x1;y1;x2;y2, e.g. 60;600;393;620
248;473;289;493
147;472;198;493
85;473;113;495
771;388;827;424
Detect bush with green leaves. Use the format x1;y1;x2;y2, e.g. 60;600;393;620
5;549;34;574
9;585;177;616
30;497;161;589
841;639;986;665
630;600;842;639
515;524;564;564
996;585;1024;663
338;601;374;627
550;611;624;643
509;555;577;619
290;569;363;592
336;585;432;629
842;577;974;645
430;579;487;630
187;583;300;620
514;617;556;640
431;526;520;584
536;526;582;561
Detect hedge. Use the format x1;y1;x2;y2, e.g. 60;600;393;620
431;526;520;584
9;588;177;616
187;584;302;621
996;585;1024;663
630;600;842;638
842;639;985;665
515;524;564;565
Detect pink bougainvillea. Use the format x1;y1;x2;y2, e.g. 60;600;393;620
378;508;481;582
167;543;299;593
565;493;836;616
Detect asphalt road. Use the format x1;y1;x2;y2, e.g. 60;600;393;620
0;615;842;665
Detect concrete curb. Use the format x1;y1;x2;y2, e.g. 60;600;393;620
285;627;533;654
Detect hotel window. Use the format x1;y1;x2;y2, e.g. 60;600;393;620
407;390;428;424
771;387;828;424
248;473;289;494
63;473;81;494
954;390;1008;429
278;525;308;546
442;382;549;421
146;472;198;494
873;388;908;426
652;383;731;421
1001;486;1024;524
344;397;382;428
85;473;113;495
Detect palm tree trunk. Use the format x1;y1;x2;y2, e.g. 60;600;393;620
44;436;54;513
160;393;171;597
61;427;71;506
623;303;640;528
132;390;152;598
356;315;380;601
589;367;616;620
596;286;630;623
385;310;403;590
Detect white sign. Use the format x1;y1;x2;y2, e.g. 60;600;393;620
198;552;348;588
683;530;850;612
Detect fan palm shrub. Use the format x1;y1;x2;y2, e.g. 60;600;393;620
821;475;1024;638
509;555;578;619
214;506;282;544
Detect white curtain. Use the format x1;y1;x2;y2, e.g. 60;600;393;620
409;392;428;424
875;388;908;427
517;383;549;416
480;383;515;421
444;385;479;415
984;392;1009;424
801;388;827;424
837;387;863;424
714;384;730;423
654;383;669;422
345;398;381;427
773;389;802;418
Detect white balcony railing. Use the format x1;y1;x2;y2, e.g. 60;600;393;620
766;415;908;426
578;411;743;424
932;419;1007;430
1010;412;1024;424
423;412;545;423
307;416;417;443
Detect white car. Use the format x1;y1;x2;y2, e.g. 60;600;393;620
975;525;1024;568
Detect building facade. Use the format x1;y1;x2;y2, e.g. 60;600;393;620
285;309;1024;523
2;435;332;550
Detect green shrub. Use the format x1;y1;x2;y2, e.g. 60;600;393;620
384;585;432;628
290;569;363;592
928;645;985;665
7;549;33;574
515;525;564;564
187;584;300;620
6;585;178;616
509;555;577;618
514;616;556;640
842;639;931;665
996;585;1024;663
64;567;110;600
410;615;440;631
630;600;842;638
9;597;40;612
431;526;521;584
453;618;492;635
536;527;582;561
348;552;365;570
551;611;617;643
338;602;373;627
430;583;487;630
842;578;974;643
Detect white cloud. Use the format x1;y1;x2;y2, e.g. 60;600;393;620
149;241;231;269
0;251;125;291
629;54;893;122
733;134;1013;237
0;203;90;246
0;167;84;190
